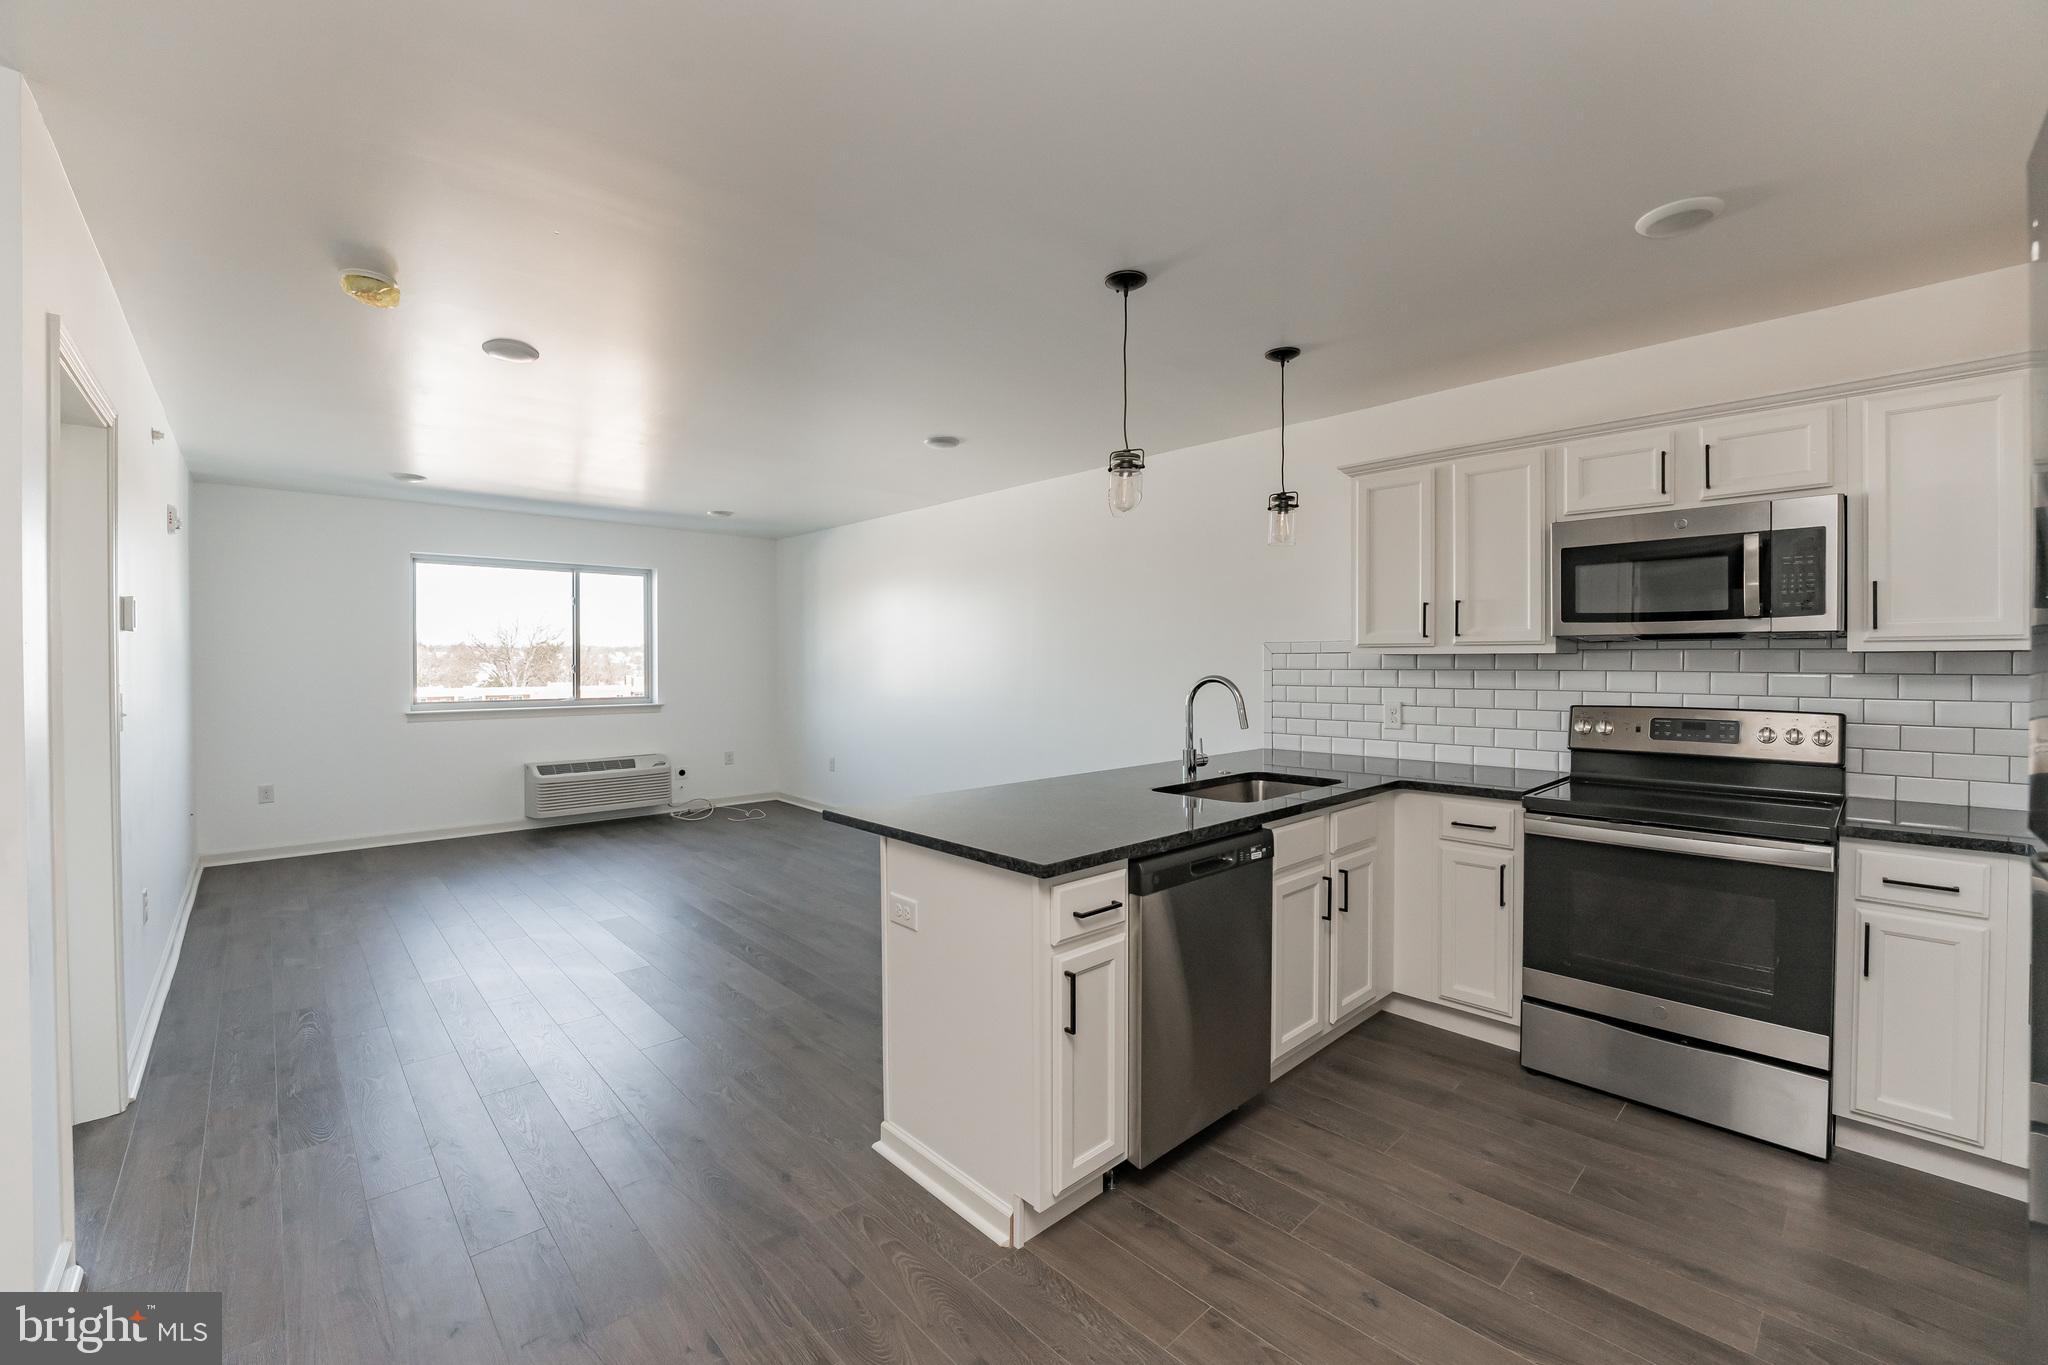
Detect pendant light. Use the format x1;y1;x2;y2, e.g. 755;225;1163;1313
1265;345;1301;545
1104;269;1149;515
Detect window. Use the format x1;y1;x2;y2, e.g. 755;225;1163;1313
412;556;653;709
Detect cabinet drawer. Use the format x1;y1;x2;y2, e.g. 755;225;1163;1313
1269;814;1329;871
1853;846;1991;918
1328;800;1380;854
1049;868;1128;944
1438;799;1513;849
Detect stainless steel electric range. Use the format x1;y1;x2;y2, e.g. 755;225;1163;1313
1520;704;1846;1157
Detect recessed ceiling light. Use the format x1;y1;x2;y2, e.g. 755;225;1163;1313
392;471;427;482
340;268;400;308
481;337;540;363
924;434;962;449
1634;196;1725;239
707;509;735;518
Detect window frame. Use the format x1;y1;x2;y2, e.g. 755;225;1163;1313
408;552;657;715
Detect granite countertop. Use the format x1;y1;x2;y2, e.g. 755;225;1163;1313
822;749;1563;878
1839;798;2039;858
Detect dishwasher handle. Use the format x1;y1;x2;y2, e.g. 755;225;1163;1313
1128;828;1276;896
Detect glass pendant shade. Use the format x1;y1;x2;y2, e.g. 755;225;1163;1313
1267;490;1298;546
1107;449;1145;515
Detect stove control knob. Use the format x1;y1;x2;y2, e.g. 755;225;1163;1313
1572;719;1593;735
1594;720;1614;736
1812;728;1833;748
1784;727;1805;745
1756;726;1777;744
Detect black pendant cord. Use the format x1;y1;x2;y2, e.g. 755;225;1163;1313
1278;358;1288;495
1121;285;1131;452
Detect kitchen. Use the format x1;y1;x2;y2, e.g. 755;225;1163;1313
1;6;2043;1364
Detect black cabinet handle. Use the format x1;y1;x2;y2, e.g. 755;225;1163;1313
1420;601;1429;637
1073;900;1123;920
1321;875;1332;922
1451;821;1497;832
1657;449;1667;495
1881;877;1961;895
1871;580;1880;631
1453;599;1463;637
1703;441;1713;489
1064;971;1077;1035
1862;923;1871;978
1338;868;1350;913
1497;864;1506;908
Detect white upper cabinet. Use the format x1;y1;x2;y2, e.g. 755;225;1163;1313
1447;447;1548;647
1353;464;1437;647
1856;374;2028;649
1695;402;1835;501
1556;427;1675;516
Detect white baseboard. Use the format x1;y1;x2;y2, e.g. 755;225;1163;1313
762;791;826;813
42;1239;81;1291
1833;1118;2028;1202
200;795;812;866
1380;993;1521;1053
124;859;201;1100
873;1121;1013;1247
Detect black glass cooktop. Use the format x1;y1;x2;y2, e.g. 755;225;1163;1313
1524;777;1844;845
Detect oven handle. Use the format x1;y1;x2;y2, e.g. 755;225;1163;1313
1741;532;1763;619
1524;812;1834;872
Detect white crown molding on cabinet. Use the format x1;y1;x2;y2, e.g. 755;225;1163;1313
1340;349;2044;476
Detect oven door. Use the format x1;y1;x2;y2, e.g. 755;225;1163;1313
1522;814;1834;1069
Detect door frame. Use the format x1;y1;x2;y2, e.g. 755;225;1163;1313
45;315;127;1147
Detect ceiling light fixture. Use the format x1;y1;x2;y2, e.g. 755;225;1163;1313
340;268;400;308
1634;196;1725;239
924;434;962;449
1103;269;1149;516
1264;346;1301;546
481;337;540;363
392;471;427;482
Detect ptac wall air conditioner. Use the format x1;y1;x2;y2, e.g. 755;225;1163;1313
524;754;671;819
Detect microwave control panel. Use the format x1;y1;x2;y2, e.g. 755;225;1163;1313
1768;526;1828;616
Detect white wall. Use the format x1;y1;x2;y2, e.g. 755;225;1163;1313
192;483;780;857
2;73;196;1291
777;266;2031;807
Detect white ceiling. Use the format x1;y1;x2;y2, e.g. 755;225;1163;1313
4;2;2044;536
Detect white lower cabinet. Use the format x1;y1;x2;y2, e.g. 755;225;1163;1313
1327;844;1381;1020
1047;932;1128;1197
1270;860;1330;1058
1849;906;1989;1145
1436;842;1518;1019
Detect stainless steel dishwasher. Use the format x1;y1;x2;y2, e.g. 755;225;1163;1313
1127;828;1274;1167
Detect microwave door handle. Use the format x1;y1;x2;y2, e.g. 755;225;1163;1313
1741;532;1763;618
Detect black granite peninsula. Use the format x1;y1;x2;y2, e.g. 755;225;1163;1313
822;748;1563;877
1840;797;2039;857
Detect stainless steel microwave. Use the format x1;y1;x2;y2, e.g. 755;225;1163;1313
1553;494;1845;638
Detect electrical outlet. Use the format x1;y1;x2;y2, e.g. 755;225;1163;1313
888;893;918;931
257;784;276;805
1384;701;1404;730
141;888;150;923
829;757;837;773
723;750;735;766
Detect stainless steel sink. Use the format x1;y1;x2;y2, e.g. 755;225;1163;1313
1152;772;1342;803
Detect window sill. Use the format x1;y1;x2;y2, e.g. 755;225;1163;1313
405;700;663;722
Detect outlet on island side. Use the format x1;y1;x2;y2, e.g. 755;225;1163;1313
888;893;918;931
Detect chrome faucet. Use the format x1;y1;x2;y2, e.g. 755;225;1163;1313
1183;675;1249;779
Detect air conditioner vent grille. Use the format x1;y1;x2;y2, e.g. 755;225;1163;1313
524;753;670;819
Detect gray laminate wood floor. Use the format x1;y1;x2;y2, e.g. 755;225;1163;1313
74;803;2031;1364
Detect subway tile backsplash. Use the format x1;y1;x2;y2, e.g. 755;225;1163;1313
1263;639;2029;810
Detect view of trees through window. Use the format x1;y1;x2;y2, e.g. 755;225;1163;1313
413;559;649;706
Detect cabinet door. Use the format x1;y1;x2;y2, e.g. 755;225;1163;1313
1556;427;1674;515
1049;934;1128;1195
1271;862;1329;1060
1437;845;1516;1018
1327;845;1380;1023
1860;375;2028;647
1696;402;1834;501
1850;906;1990;1145
1448;447;1548;647
1353;465;1437;647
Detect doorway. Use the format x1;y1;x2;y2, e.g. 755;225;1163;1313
49;322;126;1127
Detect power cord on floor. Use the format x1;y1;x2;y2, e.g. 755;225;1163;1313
669;798;768;823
